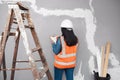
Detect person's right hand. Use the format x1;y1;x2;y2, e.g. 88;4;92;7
50;36;57;43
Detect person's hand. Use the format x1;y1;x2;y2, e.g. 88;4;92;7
50;36;57;43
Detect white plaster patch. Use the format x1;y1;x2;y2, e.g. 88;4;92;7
88;56;96;74
74;62;84;80
109;53;120;67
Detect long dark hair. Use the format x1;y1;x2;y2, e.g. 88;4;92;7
61;28;78;46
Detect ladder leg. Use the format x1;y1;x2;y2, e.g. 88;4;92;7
10;29;20;80
26;13;53;80
0;9;13;66
13;6;40;80
1;9;14;80
3;51;7;80
38;41;53;79
0;33;3;72
0;9;13;79
31;28;53;80
1;32;9;80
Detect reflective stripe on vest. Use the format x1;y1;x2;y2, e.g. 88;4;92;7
54;36;77;67
57;53;76;58
55;60;76;65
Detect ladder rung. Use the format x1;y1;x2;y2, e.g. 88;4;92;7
11;27;17;30
16;60;42;63
32;47;41;53
39;66;49;78
24;25;34;29
9;32;16;36
20;10;28;14
24;25;30;28
13;18;17;20
0;68;31;71
13;21;17;24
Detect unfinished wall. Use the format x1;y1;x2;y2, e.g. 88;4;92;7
0;0;120;80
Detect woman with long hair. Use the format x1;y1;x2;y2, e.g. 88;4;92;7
51;19;78;80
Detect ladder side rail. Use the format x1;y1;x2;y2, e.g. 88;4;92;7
0;9;14;66
26;12;53;80
2;51;7;80
10;28;20;80
13;5;40;80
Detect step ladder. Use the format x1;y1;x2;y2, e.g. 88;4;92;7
0;2;53;80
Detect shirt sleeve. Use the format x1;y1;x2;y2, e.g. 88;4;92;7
52;37;62;55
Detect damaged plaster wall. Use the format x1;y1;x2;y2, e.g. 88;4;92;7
0;0;120;80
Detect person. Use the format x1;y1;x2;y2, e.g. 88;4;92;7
50;19;78;80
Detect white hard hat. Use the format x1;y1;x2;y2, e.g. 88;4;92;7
60;19;73;28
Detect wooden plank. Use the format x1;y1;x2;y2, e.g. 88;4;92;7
26;12;53;80
100;46;105;77
102;42;111;77
13;5;40;80
10;28;20;80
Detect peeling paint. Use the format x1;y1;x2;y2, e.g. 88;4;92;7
88;56;96;74
109;53;120;67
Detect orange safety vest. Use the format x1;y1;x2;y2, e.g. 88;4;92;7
54;36;78;69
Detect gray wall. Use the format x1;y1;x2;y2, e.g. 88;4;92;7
0;0;120;80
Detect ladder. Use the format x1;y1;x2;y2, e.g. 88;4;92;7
0;2;53;80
